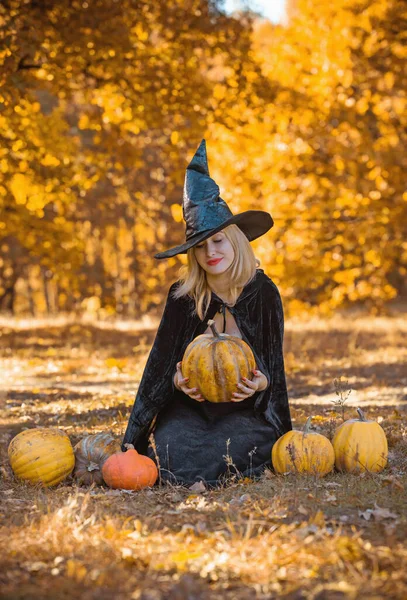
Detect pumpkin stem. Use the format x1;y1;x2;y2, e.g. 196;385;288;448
87;461;100;472
303;416;313;434
207;319;221;338
356;408;367;421
124;443;135;451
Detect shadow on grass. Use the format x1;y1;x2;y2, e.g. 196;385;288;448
288;359;407;401
0;323;157;356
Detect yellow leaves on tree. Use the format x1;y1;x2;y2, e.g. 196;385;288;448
0;0;405;315
207;0;406;314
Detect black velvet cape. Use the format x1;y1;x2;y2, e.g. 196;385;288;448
122;269;292;460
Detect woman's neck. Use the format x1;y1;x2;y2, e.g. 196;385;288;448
207;273;234;303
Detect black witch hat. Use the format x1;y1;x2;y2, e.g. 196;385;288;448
154;139;273;259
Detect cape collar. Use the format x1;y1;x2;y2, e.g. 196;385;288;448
210;269;265;307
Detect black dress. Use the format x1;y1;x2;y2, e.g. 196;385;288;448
147;394;279;486
123;269;292;487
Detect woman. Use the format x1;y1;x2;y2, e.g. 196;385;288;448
122;140;292;487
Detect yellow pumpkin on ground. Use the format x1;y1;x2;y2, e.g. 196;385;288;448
272;417;335;477
8;428;75;487
332;408;388;473
182;319;256;403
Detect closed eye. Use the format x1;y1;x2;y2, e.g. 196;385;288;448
196;239;222;249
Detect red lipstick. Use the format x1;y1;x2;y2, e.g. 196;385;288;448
207;258;223;266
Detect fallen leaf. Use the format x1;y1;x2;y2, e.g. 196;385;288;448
105;489;126;496
229;494;251;506
310;510;326;527
180;523;196;533
196;520;207;533
359;505;398;521
188;481;206;493
24;561;47;572
381;476;404;491
239;493;251;503
371;505;398;520
169;492;183;503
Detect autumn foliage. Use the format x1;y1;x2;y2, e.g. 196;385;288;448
0;0;406;316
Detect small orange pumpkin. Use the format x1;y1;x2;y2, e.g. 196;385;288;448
73;433;121;486
333;408;388;473
272;417;335;477
102;444;158;490
182;319;256;403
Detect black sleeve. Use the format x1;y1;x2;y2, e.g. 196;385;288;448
254;280;292;435
121;282;185;451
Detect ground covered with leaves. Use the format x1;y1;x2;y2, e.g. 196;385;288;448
1;313;406;599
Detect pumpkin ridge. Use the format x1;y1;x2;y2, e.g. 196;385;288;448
229;339;250;381
212;340;224;402
40;461;75;483
10;440;73;470
13;447;73;474
116;452;126;488
240;342;251;378
183;336;205;358
231;345;243;397
193;344;203;396
16;455;74;476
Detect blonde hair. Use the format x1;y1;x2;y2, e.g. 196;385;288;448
172;224;260;320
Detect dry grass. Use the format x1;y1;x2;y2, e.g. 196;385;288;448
1;312;406;599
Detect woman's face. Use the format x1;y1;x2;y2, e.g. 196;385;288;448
193;230;235;275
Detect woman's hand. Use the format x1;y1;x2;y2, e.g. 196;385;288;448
174;361;205;402
231;368;268;402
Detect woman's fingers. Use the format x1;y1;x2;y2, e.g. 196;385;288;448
180;384;204;402
236;379;257;393
231;394;244;402
232;377;258;400
242;377;257;390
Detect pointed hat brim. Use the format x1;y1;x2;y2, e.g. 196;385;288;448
154;210;273;259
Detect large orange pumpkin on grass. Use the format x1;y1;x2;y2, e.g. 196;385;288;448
8;428;75;487
102;444;158;490
272;417;335;477
332;408;388;473
182;319;256;403
73;432;121;485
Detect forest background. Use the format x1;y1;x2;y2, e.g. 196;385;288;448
0;0;406;318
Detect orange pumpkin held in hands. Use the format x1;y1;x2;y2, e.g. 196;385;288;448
102;444;158;490
182;319;256;403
